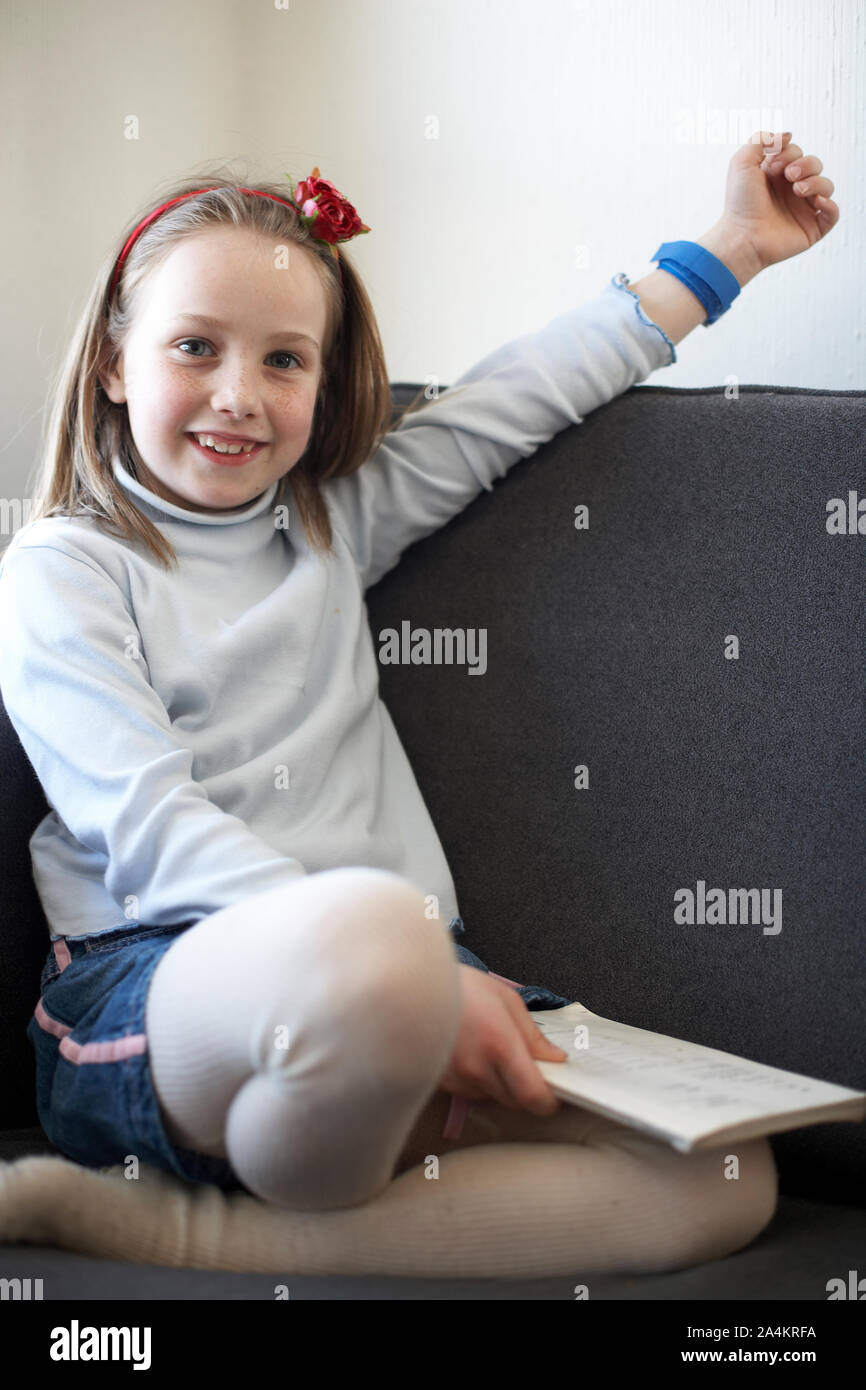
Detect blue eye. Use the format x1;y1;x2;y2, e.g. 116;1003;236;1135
175;340;303;369
177;338;211;357
269;350;304;370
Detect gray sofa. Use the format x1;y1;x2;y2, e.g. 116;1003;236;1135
1;379;864;1300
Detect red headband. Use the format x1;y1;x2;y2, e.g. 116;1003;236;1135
107;172;370;306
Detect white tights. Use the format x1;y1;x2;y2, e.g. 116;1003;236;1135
142;866;779;1275
145;868;462;1210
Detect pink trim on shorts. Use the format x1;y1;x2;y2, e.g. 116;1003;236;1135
442;970;526;1140
33;998;73;1039
33;997;147;1062
60;1034;147;1063
52;939;72;972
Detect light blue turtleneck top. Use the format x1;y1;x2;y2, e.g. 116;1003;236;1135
0;276;674;940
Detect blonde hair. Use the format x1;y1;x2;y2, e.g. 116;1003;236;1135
27;161;428;570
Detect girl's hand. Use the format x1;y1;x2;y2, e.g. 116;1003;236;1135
718;130;839;274
437;964;569;1116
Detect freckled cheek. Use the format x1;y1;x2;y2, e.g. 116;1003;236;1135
165;376;204;428
135;370;199;435
273;384;320;439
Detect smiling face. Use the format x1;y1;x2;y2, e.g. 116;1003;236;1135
99;226;332;513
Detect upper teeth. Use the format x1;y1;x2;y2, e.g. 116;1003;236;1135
194;434;258;455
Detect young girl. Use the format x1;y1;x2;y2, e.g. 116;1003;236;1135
0;136;837;1277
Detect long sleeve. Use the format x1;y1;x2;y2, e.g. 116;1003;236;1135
0;542;307;932
324;275;676;592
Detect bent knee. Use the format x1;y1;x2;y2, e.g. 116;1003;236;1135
271;869;461;1061
304;868;458;989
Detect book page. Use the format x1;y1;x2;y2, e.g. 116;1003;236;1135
531;1003;866;1148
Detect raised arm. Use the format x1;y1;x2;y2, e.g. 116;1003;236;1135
626;129;837;343
325;276;675;592
324;130;837;594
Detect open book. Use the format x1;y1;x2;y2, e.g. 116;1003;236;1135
530;1002;866;1152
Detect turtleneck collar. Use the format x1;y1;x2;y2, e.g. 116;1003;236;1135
112;454;279;526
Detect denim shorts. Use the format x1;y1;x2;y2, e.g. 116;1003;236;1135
27;919;246;1192
26;915;570;1188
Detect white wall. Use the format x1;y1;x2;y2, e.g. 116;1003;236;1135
1;0;863;510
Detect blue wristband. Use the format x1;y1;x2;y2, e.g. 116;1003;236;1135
649;241;741;325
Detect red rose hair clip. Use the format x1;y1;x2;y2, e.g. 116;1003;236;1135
286;166;371;258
